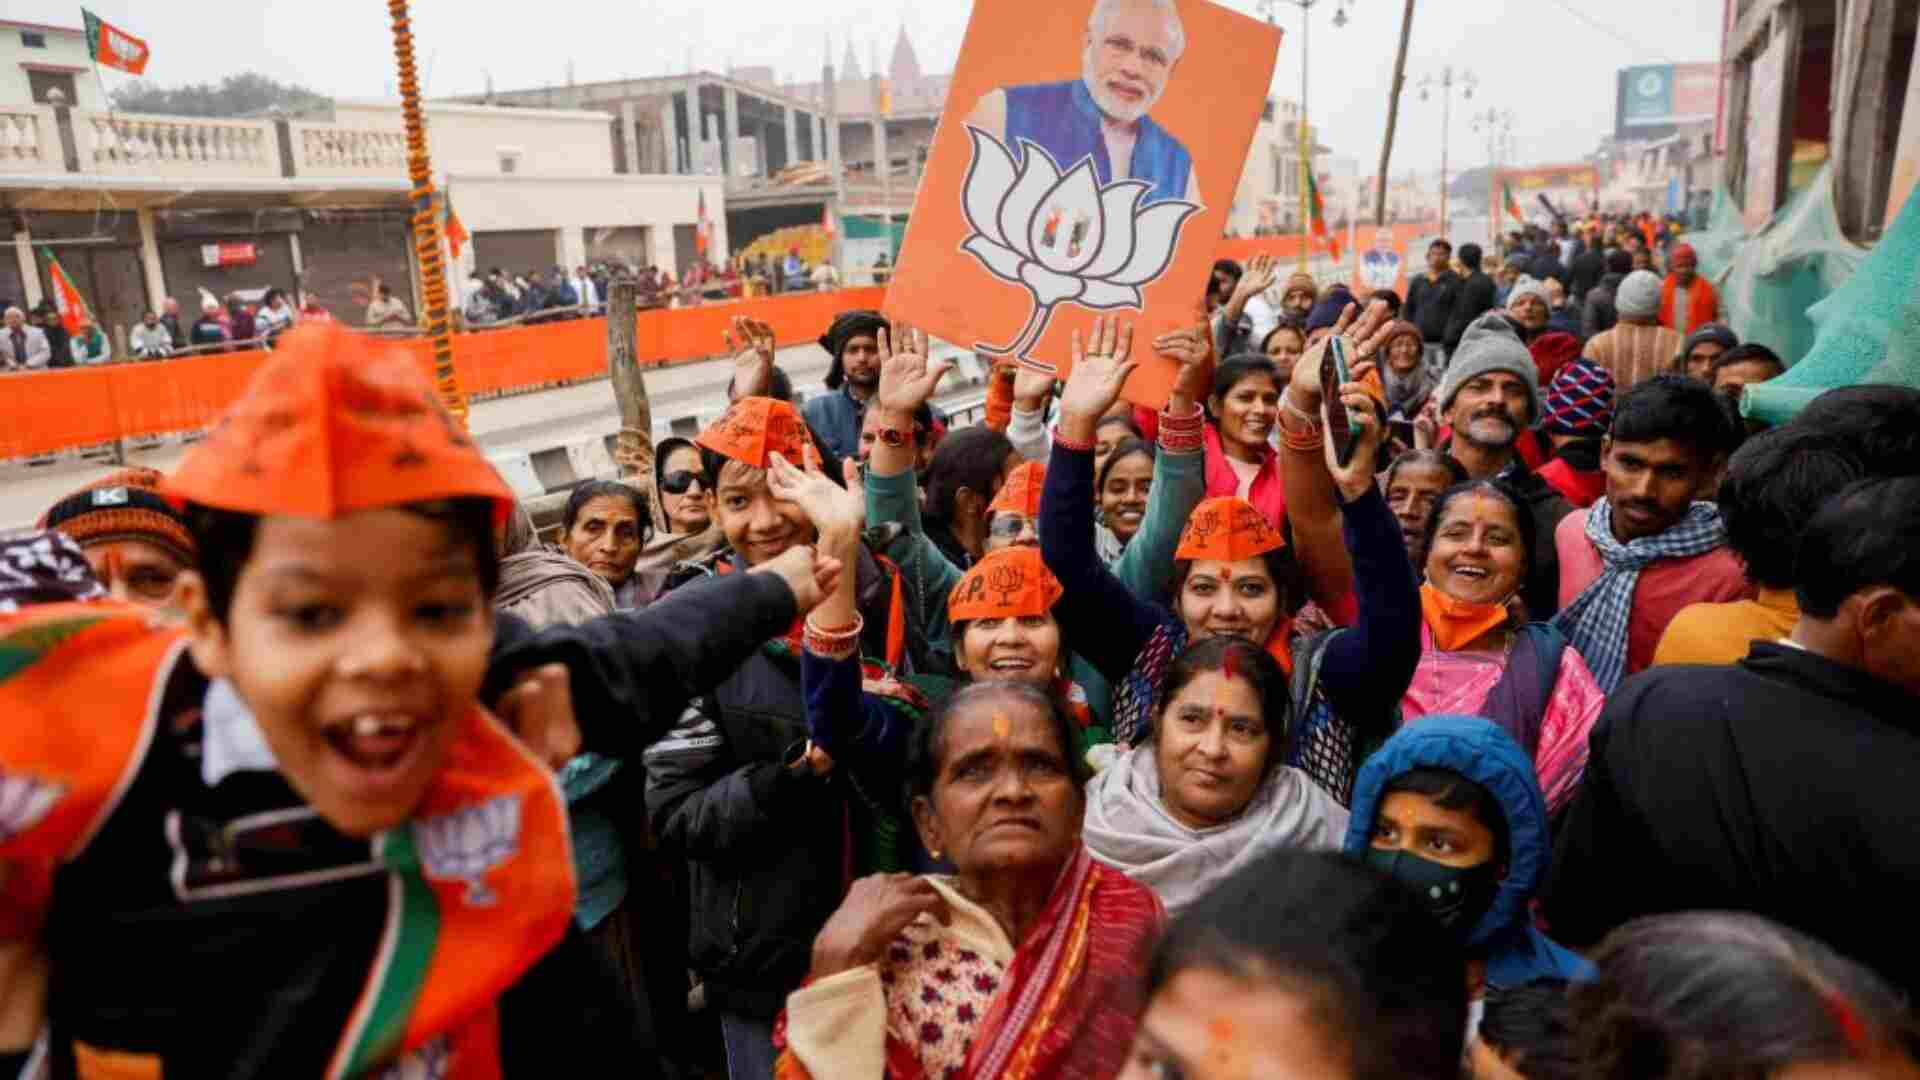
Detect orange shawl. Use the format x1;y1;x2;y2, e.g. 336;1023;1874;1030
1659;274;1718;336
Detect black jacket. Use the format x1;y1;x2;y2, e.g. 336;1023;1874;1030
643;546;915;1019
1444;271;1499;352
1544;644;1920;997
1405;270;1461;344
1567;248;1606;302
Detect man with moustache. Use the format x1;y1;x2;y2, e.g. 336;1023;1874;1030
1553;376;1747;692
966;0;1198;204
1434;311;1572;619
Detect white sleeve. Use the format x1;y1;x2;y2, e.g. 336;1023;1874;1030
1005;403;1053;464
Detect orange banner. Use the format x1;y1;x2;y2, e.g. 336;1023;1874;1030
0;287;889;460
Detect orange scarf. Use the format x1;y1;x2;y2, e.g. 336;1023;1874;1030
1659;274;1717;336
1420;584;1512;652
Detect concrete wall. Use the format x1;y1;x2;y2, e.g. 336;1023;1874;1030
331;100;617;177
0;24;104;109
447;173;726;277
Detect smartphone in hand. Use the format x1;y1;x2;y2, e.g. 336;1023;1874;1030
1320;336;1359;467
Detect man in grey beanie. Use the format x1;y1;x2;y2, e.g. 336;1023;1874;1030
1582;269;1683;392
1505;275;1555;341
1436;310;1573;617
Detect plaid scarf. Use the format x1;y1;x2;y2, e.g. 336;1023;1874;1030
1554;498;1727;692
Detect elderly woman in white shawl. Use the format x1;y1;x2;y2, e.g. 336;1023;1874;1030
1083;636;1348;914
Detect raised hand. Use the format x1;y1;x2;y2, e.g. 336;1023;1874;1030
875;322;950;417
1153;322;1214;413
767;450;865;544
810;873;953;979
1323;384;1388;503
1289;298;1394;413
1012;362;1057;411
1057;315;1137;444
495;663;581;770
1230;252;1280;309
727;316;777;399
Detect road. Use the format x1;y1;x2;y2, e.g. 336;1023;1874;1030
0;339;985;529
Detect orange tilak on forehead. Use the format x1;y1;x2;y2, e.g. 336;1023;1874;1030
992;710;1011;742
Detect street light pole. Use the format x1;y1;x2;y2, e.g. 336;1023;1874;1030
1418;66;1476;239
1261;0;1352;272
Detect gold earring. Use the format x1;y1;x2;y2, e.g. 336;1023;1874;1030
929;848;942;860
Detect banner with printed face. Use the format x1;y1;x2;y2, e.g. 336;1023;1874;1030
884;0;1281;407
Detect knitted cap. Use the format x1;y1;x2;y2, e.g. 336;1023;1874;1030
39;467;195;565
1436;312;1542;421
1539;357;1617;437
1506;276;1552;310
1616;270;1663;319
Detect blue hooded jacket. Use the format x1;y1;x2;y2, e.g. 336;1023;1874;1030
1342;715;1595;989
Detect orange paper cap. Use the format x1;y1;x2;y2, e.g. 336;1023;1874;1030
1175;497;1286;562
947;546;1063;624
161;323;512;524
695;396;821;471
988;460;1046;518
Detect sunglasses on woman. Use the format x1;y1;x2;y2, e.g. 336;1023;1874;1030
660;470;706;496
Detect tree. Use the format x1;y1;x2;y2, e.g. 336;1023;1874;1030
108;72;331;118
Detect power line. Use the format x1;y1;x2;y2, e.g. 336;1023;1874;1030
1540;0;1665;60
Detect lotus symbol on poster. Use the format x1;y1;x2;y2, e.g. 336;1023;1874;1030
413;794;521;906
960;126;1201;373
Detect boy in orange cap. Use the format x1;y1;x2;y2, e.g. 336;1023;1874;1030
646;396;927;1075
0;324;840;1077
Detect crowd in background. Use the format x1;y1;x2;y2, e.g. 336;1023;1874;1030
3;186;1918;1080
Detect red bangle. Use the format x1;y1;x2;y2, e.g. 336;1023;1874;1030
803;613;864;660
1157;403;1204;453
1053;431;1096;452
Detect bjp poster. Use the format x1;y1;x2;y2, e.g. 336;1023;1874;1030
884;0;1282;407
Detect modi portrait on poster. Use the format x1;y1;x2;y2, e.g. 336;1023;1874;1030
886;0;1280;406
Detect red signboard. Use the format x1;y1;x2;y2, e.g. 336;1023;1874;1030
200;241;257;268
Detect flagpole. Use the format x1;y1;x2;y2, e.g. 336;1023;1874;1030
386;0;466;430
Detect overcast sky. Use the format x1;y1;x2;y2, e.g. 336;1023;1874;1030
34;0;1725;181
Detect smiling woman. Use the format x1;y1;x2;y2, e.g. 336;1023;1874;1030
776;682;1161;1079
1083;637;1348;915
1401;481;1604;815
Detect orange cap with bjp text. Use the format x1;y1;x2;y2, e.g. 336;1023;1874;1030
988;460;1046;517
947;545;1063;624
160;322;512;524
1175;496;1286;562
695;396;822;471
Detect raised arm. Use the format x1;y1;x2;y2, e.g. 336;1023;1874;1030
1310;368;1422;722
485;545;835;761
1112;323;1212;601
1039;317;1168;681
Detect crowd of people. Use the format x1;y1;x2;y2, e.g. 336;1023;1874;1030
1;204;1916;1080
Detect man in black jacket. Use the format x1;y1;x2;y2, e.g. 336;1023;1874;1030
1404;239;1460;374
1567;230;1607;314
1545;476;1920;998
1443;242;1497;355
643;401;917;1079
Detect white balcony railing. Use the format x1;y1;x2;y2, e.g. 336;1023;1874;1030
292;123;408;178
79;112;278;178
0;105;57;173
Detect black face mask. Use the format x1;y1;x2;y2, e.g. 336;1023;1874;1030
1365;847;1502;938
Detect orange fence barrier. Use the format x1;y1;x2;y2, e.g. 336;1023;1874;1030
0;286;891;460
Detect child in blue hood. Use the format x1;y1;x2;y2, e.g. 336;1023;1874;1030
1343;715;1593;1000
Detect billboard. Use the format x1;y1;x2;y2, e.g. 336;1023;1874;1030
884;0;1282;408
1616;63;1720;138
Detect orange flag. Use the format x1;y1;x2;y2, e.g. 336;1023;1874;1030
40;247;92;335
83;9;149;75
